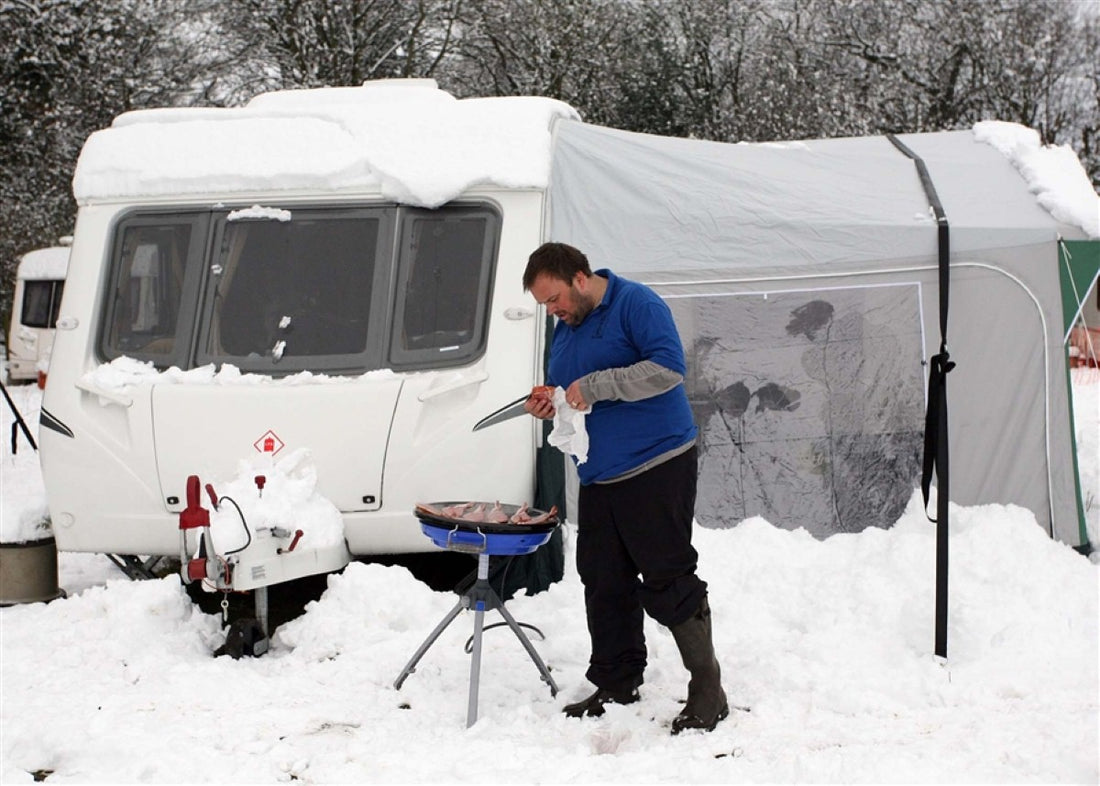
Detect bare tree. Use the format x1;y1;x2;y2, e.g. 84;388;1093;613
0;0;244;330
2;0;1096;330
449;0;633;123
219;0;464;92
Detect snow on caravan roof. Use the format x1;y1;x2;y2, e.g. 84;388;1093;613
71;79;580;207
16;247;70;280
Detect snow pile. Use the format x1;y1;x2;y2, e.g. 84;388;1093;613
72;80;579;208
974;121;1100;238
205;448;345;554
15;247;69;281
227;204;292;222
1;379;1098;780
0;491;1096;782
79;356;396;399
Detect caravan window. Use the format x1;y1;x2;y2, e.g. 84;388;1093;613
21;280;64;329
196;207;394;374
389;207;499;368
98;202;500;374
101;214;207;368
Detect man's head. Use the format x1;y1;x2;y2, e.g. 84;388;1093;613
522;242;592;290
523;242;601;327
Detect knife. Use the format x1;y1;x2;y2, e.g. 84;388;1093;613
472;394;532;431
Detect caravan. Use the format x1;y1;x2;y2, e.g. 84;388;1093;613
7;243;70;383
42;81;575;593
39;80;1098;597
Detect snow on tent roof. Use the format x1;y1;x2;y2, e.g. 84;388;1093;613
972;120;1100;239
71;79;579;207
16;247;70;280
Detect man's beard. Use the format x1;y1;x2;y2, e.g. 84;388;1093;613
562;288;597;326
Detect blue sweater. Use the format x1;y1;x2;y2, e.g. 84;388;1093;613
546;269;697;484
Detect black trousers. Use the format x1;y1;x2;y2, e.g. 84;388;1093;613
576;446;707;693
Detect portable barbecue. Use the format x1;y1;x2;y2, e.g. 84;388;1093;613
394;502;560;727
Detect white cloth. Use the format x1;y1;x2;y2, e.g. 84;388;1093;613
548;386;589;464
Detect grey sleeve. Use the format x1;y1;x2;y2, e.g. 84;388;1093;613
577;360;684;403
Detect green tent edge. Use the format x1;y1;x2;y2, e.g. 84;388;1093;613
1058;239;1100;549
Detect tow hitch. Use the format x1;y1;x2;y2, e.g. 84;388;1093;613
177;469;350;658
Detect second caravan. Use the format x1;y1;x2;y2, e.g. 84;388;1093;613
7;243;70;383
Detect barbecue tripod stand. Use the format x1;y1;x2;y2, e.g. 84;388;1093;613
394;548;559;728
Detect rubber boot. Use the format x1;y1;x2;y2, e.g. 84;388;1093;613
669;596;729;734
563;686;640;718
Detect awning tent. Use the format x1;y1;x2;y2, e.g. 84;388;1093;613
548;122;1096;546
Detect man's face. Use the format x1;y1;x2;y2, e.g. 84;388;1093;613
530;272;596;327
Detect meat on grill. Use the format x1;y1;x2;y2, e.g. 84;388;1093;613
415;501;558;526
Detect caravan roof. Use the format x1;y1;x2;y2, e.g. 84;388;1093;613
16;247;70;280
71;80;578;207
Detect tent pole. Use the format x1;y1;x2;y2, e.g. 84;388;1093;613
887;134;955;659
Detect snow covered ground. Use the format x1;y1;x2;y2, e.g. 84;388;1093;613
0;372;1097;783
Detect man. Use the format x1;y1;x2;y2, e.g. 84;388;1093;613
522;241;728;734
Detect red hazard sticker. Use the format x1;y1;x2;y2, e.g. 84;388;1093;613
253;430;285;455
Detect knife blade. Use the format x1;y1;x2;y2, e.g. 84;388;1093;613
472;394;531;431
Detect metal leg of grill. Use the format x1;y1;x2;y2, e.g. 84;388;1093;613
393;598;466;691
394;551;558;727
494;598;558;697
466;598;486;727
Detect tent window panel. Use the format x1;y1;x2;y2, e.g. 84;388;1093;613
390;206;500;369
207;216;380;362
102;220;196;365
20;281;61;328
668;284;925;536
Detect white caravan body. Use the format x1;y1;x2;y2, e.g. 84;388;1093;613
40;81;575;559
7;246;70;381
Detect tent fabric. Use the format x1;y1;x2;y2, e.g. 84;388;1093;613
547;121;1086;545
1060;240;1100;337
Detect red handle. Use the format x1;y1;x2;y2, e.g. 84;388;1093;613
280;529;304;554
178;475;210;530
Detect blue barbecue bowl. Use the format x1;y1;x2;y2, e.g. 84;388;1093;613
418;521;554;555
414;502;559;556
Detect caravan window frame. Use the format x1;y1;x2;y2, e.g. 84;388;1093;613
20;279;65;329
98;211;209;369
194;206;397;375
96;201;501;376
387;205;501;370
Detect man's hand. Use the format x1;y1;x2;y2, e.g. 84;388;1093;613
525;385;555;420
564;381;587;411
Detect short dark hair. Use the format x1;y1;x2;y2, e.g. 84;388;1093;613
522;242;592;291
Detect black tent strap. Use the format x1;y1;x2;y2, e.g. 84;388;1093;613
886;134;955;659
885;133;955;515
886;134;950;338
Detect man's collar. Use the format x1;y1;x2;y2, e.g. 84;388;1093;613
593;268;616;309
